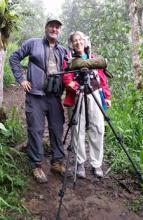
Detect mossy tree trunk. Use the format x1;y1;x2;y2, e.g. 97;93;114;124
129;0;142;89
0;33;5;108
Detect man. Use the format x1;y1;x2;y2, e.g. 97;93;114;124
9;18;67;183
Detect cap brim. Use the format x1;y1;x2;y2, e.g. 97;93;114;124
47;20;62;26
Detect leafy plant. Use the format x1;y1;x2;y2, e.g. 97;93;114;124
105;83;143;176
3;42;19;87
127;195;143;214
0;122;7;132
0;106;25;146
0;145;27;218
0;0;19;49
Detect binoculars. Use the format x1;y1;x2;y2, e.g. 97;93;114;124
44;74;63;96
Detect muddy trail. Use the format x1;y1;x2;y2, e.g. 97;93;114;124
3;85;143;220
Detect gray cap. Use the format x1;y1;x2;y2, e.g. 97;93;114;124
45;18;62;26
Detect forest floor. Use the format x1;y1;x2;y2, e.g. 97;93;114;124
3;85;143;220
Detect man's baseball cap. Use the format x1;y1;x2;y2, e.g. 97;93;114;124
45;18;62;26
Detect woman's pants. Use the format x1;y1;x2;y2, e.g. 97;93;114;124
69;90;105;168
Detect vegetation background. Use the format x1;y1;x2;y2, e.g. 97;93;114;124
0;0;143;219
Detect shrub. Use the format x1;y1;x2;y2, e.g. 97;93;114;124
4;43;18;87
105;83;143;176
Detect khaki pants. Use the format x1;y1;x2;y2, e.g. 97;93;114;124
68;90;104;168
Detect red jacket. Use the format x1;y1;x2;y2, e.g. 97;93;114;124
63;55;111;107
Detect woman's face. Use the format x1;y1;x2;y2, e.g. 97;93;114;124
72;34;85;54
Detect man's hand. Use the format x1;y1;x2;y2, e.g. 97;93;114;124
21;80;32;92
105;99;111;108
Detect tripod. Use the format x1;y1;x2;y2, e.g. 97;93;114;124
55;75;87;220
56;68;143;220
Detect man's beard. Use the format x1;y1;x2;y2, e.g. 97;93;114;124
46;33;57;41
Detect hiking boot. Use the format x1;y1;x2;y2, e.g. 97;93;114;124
92;167;103;178
76;163;86;178
51;161;65;175
32;167;48;183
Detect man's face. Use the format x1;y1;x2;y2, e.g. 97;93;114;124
72;34;85;54
45;22;61;41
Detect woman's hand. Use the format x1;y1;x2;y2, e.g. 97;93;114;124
105;99;111;108
66;81;79;92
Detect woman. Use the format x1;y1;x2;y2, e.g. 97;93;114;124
63;31;111;178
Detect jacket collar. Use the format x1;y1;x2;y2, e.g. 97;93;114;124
43;37;59;48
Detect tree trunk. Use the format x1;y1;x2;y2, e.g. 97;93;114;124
0;33;5;107
129;0;142;89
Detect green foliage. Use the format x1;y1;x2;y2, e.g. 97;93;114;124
90;1;132;87
10;0;46;43
3;62;15;87
0;105;27;218
139;42;143;62
0;100;28;218
4;41;29;87
0;146;27;218
61;0;133;90
0;0;19;48
140;150;143;181
127;195;143;214
0;106;25;146
4;42;18;87
105;83;143;175
0;0;6;16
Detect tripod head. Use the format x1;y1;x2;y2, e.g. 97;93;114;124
74;68;97;89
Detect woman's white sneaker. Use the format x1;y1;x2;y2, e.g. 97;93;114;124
76;163;86;178
92;167;103;178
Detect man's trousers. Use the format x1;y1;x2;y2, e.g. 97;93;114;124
25;93;65;168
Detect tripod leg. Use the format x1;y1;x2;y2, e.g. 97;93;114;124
55;89;85;219
87;85;142;183
63;88;84;145
72;88;84;125
69;91;86;186
56;146;71;220
73;106;84;187
84;86;89;129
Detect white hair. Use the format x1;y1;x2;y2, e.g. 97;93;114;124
68;31;91;58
